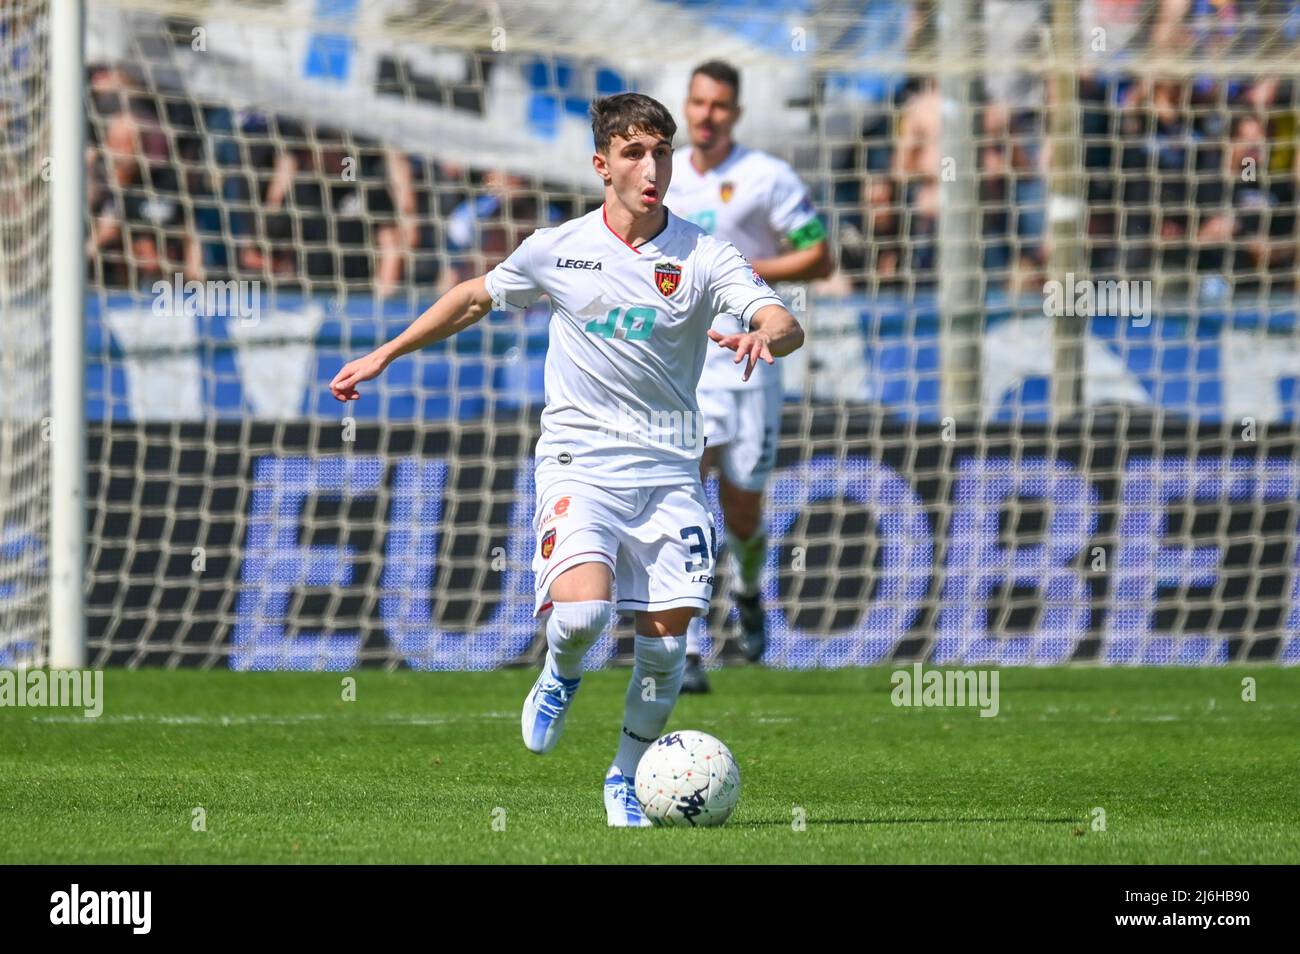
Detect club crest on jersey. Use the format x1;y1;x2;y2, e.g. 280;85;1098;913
540;528;556;560
654;261;682;297
719;181;735;203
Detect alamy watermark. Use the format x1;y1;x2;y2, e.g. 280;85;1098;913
152;272;261;326
0;669;103;717
890;663;999;718
50;884;150;934
600;400;704;453
1043;273;1152;327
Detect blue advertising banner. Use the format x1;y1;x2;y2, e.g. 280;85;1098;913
87;292;1300;424
83;416;1300;668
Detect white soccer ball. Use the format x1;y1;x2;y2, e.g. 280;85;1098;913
634;730;741;827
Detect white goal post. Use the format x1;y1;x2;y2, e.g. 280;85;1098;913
50;0;88;668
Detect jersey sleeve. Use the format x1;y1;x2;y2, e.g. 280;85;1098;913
768;161;826;250
707;240;784;331
483;231;544;309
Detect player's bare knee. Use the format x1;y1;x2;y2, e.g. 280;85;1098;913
635;607;697;638
550;561;613;603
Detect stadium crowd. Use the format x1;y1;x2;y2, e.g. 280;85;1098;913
79;0;1300;302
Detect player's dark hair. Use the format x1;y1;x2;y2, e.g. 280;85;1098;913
690;60;740;101
590;93;677;154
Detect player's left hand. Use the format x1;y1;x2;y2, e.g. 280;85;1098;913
708;329;774;382
330;351;387;402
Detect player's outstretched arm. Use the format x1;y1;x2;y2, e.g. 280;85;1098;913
751;240;833;283
329;275;495;402
707;303;804;382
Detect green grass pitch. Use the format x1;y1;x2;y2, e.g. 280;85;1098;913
1;666;1296;863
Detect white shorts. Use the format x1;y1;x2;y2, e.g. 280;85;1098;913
532;476;717;619
697;381;782;492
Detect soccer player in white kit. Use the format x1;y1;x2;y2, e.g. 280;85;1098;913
329;93;804;826
669;62;832;692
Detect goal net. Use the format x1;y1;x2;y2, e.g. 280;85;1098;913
31;0;1300;667
0;0;52;667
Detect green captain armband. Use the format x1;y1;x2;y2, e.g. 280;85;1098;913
787;218;826;250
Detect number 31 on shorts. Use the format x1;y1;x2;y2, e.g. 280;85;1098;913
680;523;717;573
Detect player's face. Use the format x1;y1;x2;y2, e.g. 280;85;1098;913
684;74;739;152
595;131;673;216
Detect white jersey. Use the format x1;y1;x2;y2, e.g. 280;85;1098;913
484;206;783;489
670;143;824;390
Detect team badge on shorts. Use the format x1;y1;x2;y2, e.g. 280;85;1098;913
540;528;556;560
720;181;735;203
655;261;682;297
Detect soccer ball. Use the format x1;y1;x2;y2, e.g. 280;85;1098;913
634;730;741;827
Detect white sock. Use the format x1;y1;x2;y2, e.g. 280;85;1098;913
685;615;706;658
611;633;685;777
544;600;611;680
728;530;767;598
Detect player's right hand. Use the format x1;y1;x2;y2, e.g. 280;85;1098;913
708;328;774;382
330;352;387;402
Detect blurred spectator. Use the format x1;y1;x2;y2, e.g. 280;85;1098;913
240;127;418;297
892;79;941;206
1156;0;1300;59
85;74;200;288
73;1;1300;307
1195;112;1297;295
1237;76;1299;177
222;112;297;283
404;155;456;290
979;104;1047;293
1080;0;1147;68
892;79;941;281
820;0;918;206
984;1;1046;112
1102;76;1196;276
839;174;904;294
441;170;563;291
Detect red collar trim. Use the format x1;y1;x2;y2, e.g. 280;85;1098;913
602;204;668;254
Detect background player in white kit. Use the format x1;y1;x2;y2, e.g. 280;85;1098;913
329;93;803;826
670;62;833;692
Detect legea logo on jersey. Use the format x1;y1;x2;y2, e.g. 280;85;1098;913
602;400;704;453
